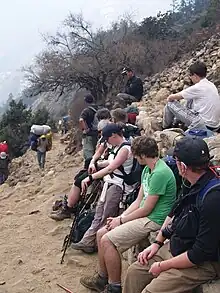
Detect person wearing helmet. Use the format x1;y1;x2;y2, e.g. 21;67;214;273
37;135;49;169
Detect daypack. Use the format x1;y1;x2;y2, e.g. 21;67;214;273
123;124;141;142
112;142;144;185
163;155;182;198
198;177;220;203
88;106;99;133
71;208;95;243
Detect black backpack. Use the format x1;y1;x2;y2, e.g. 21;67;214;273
71;208;95;243
112;142;144;185
163;155;182;198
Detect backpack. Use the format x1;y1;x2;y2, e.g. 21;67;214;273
123;124;141;142
112;142;144;185
71;208;96;243
198;177;220;203
88;106;99;132
163;155;182;198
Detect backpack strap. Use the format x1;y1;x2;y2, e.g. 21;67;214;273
88;106;97;113
112;142;131;178
199;178;220;203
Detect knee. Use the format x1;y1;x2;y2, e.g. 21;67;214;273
101;234;112;249
97;227;108;243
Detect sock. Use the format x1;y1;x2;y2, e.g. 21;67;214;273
109;282;121;287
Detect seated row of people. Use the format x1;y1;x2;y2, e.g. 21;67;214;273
80;136;220;293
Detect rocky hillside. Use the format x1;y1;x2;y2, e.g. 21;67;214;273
137;33;220;149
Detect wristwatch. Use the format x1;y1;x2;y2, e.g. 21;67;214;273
153;240;164;248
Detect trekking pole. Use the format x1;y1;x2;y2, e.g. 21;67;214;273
57;283;74;293
60;188;98;264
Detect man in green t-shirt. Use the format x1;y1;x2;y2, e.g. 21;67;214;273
80;136;176;293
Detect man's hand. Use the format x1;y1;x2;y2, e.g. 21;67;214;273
81;177;90;193
138;243;160;265
106;217;120;231
149;262;163;277
88;163;96;174
167;94;176;102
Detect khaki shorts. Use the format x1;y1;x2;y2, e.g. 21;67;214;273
106;217;161;254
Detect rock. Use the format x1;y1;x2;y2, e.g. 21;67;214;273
47;170;55;176
0;281;6;285
154;88;170;102
6;210;14;215
31;267;45;275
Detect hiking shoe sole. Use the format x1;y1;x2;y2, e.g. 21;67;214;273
80;278;104;292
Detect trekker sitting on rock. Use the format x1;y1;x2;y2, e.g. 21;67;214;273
117;67;143;108
37;135;49;169
163;61;220;131
70;123;138;253
122;136;220;293
0;152;10;184
79;94;99;162
80;136;176;293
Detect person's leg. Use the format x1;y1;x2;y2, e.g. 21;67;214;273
73;184;122;250
102;218;160;287
144;261;218;293
50;171;88;221
116;93;136;108
41;151;46;169
97;226;109;276
163;101;205;129
37;151;41;168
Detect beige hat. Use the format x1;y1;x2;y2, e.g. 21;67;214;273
98;119;110;131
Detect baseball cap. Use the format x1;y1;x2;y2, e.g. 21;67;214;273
100;123;123;143
84;94;94;104
121;67;132;75
173;136;210;167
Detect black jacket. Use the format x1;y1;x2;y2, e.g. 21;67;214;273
163;170;220;265
125;76;143;101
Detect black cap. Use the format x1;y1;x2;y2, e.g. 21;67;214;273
84;94;94;104
100;123;123;143
173;136;210;167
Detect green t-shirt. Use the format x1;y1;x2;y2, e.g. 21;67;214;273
140;159;176;226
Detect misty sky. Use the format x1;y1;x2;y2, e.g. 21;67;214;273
0;0;173;72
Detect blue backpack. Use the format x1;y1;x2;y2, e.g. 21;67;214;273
198;177;220;203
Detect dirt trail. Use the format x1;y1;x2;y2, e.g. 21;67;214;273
0;137;97;293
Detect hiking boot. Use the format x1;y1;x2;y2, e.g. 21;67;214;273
80;273;107;292
71;241;96;254
50;207;72;221
101;284;122;293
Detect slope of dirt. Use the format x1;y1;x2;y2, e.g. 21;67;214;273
0;137;98;293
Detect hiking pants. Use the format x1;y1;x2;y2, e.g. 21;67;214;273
81;184;123;247
37;150;46;169
82;135;97;161
163;101;206;129
117;93;139;107
123;242;220;293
